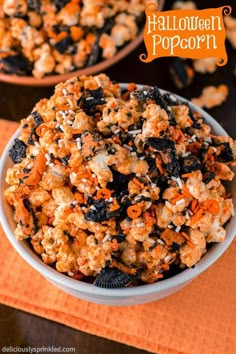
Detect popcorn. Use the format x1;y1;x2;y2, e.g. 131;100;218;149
193;58;217;74
172;1;197;10
191;85;229;109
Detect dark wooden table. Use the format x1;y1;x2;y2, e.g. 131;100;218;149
0;1;235;353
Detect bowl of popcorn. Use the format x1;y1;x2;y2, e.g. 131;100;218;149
0;0;164;86
0;73;235;306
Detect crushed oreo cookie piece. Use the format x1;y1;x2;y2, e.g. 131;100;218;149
54;37;72;54
87;34;101;67
0;54;31;75
162;92;181;106
27;0;41;11
78;87;106;115
94;266;137;288
9;138;27;164
153;87;177;126
84;199;120;222
147;138;175;151
215;142;233;162
131;88;153;102
147;138;180;176
27;127;39;145
31;111;43;126
53;0;70;11
203;171;215;184
180;155;202;174
107;169;130;193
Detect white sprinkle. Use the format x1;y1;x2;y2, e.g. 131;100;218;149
137;223;145;227
114;129;120;134
212;147;217;153
45;153;50;161
59;125;64;132
148;238;156;245
49;163;54;167
108;197;113;202
177;177;183;189
26;162;33;169
139;156;145;160
123;144;133;151
43;172;47;175
94;76;102;87
128;129;142;135
76;138;82;150
191;135;197;142
182;151;191;158
175;226;181;232
71;201;78;205
168;224;174;229
82;206;87;211
70;172;77;179
145;174;152;183
62;88;68;95
92;174;96;178
145;201;152;210
188;209;193;216
151;183;157;188
136;173;141;177
95;186;100;190
204;137;212;143
157;239;165;245
165;201;173;209
69;109;74;115
82;178;87;182
90;206;96;210
46;161;50;166
167;106;171;111
131;151;137;156
60;111;67;119
164;255;172;263
102;234;111;244
86;97;93;101
176;198;185;206
67;119;73;125
185;212;190;220
170;94;177;102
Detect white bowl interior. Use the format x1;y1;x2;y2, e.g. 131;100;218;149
0;87;235;305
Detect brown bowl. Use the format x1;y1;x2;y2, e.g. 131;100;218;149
0;0;164;87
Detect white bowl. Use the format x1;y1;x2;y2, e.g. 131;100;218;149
0;88;235;306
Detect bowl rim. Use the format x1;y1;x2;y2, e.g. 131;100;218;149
0;86;235;298
0;0;165;87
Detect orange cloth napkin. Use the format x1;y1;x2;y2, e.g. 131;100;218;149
0;119;235;354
